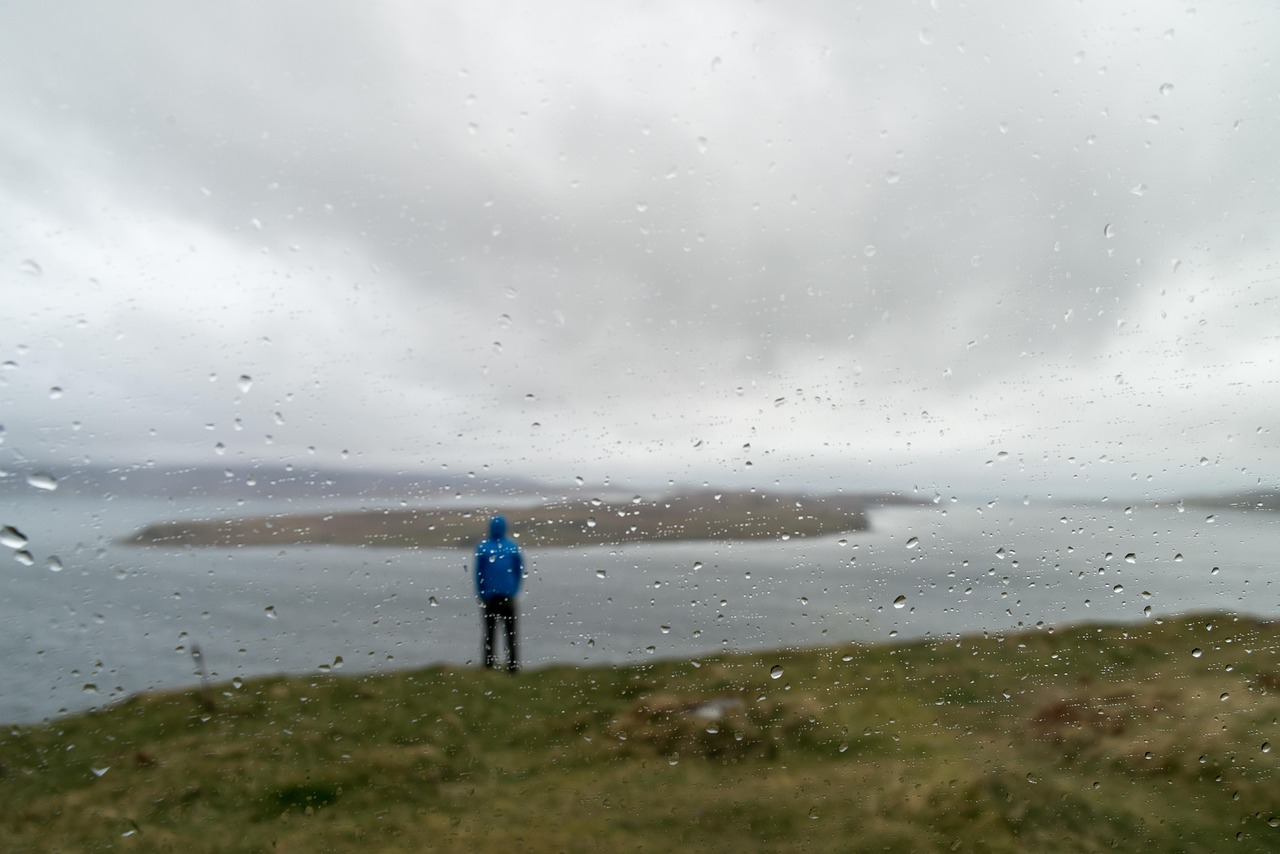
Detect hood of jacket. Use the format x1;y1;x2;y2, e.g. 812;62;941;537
488;515;507;540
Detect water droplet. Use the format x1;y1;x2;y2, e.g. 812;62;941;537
1210;566;1219;575
428;595;439;607
26;472;57;491
595;569;606;579
710;55;722;71
693;561;703;571
635;201;649;213
14;550;34;566
660;625;670;634
49;387;64;399
1113;584;1124;593
905;537;919;549
1191;648;1202;658
892;594;907;609
586;517;597;528
644;645;656;654
1;526;29;549
1103;223;1115;238
884;170;900;185
90;766;110;778
1219;692;1229;702
863;244;877;257
697;136;708;154
18;258;42;276
770;665;784;679
264;605;277;619
1124;553;1136;564
918;28;934;45
237;375;252;393
45;556;63;572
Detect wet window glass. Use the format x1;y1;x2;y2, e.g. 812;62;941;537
2;2;1277;849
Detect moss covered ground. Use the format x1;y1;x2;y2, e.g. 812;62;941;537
3;612;1278;852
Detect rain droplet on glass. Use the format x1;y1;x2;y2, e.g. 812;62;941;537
1;526;29;549
26;472;57;491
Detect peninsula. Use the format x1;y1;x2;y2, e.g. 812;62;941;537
123;490;919;549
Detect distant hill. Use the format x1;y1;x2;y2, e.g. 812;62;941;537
122;489;928;549
1178;489;1280;512
0;462;549;501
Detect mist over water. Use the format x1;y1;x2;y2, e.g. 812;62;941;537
1;493;1274;724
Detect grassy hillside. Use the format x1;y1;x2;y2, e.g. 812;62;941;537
3;613;1279;852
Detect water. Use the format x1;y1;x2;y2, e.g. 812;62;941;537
1;492;1275;723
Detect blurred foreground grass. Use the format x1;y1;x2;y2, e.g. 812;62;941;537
3;612;1278;852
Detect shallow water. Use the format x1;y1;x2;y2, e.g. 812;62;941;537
1;492;1274;723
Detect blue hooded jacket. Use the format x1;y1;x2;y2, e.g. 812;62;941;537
474;515;523;600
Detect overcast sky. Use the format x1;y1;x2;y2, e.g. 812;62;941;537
1;1;1277;498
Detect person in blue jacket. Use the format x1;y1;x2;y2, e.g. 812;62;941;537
474;515;524;672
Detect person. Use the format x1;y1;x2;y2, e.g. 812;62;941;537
473;514;523;672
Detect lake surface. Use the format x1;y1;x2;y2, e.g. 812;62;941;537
1;491;1275;723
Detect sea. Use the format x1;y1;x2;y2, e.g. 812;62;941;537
1;491;1276;724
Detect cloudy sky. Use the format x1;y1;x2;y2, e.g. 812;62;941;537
1;1;1276;498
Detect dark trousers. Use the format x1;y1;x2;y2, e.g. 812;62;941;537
481;595;518;672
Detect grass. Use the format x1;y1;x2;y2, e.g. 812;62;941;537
3;612;1279;852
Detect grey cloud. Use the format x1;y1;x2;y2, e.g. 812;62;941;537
1;1;1277;495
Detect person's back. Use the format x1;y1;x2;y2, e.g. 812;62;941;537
474;515;523;672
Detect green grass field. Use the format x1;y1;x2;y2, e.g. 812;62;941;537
3;612;1278;852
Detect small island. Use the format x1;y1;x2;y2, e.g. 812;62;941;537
123;490;922;549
